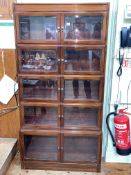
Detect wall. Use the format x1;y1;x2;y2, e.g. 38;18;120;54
105;0;131;163
0;49;20;138
0;20;15;49
0;19;19;138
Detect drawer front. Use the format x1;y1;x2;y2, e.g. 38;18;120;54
61;132;101;163
20;103;60;129
17;45;60;74
20;132;60;162
61;76;104;103
61;103;102;130
19;75;60;102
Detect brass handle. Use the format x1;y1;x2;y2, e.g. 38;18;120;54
57;27;60;32
58;88;64;91
61;27;64;32
57;59;60;64
61;59;68;63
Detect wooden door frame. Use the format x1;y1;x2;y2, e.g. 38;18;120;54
15;12;61;44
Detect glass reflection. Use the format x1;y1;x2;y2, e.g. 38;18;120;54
24;136;57;160
65;16;103;40
64;80;99;100
64;136;97;162
64;107;98;127
23;79;57;100
20;49;57;72
64;49;101;72
24;106;57;126
19;16;57;40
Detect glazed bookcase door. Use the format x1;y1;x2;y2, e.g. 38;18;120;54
61;103;102;130
61;132;101;163
20;102;60;129
15;13;60;43
61;13;108;44
61;76;104;103
17;45;60;74
61;46;105;75
20;132;60;161
19;75;60;102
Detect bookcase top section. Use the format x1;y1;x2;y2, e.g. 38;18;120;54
14;3;109;13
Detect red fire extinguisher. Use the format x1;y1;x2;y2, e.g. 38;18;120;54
106;108;131;155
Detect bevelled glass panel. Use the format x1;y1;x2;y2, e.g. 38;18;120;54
64;107;98;128
22;79;57;100
64;49;101;72
20;49;58;72
64;79;100;100
64;16;103;40
24;106;57;126
19;16;57;40
24;135;58;160
64;136;97;162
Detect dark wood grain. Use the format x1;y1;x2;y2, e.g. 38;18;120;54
14;3;109;12
14;3;109;172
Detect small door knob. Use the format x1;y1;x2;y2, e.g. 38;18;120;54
57;27;60;32
61;27;64;32
57;59;60;64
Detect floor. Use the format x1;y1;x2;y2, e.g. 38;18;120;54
0;138;17;175
6;152;131;175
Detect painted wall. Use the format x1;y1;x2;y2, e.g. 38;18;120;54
106;0;131;163
0;20;15;49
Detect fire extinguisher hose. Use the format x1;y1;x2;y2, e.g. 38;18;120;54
106;112;117;147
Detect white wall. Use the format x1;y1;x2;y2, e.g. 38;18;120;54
106;0;131;163
0;20;15;49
